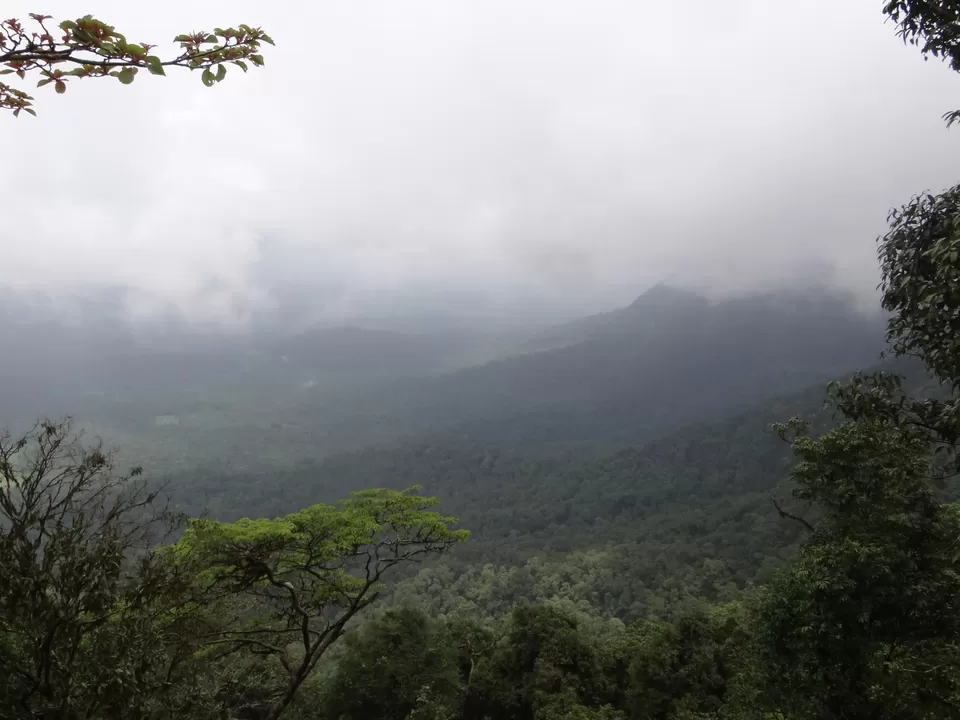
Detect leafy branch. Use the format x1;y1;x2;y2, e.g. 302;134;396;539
0;13;274;116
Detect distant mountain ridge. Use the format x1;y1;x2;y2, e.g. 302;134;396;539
1;284;889;472
295;284;887;450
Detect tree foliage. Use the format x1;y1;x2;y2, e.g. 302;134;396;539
0;418;466;719
750;420;960;718
320;605;462;720
0;13;273;116
0;419;221;718
739;7;960;710
884;1;960;124
880;186;960;384
170;487;468;720
885;1;960;69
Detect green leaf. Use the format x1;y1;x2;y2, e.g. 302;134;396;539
233;60;249;73
261;34;275;46
0;69;14;76
205;34;218;44
250;54;265;67
215;64;226;82
201;67;216;87
54;80;66;94
37;77;53;87
116;68;136;85
174;34;192;43
146;56;165;76
24;107;36;116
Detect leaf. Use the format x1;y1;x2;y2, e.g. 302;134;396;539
37;77;53;88
116;68;136;85
24;107;36;116
146;56;165;76
233;60;249;73
55;80;66;94
201;67;216;87
215;64;226;82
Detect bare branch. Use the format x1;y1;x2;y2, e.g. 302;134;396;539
771;494;816;533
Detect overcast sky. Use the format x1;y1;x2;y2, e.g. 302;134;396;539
2;0;959;329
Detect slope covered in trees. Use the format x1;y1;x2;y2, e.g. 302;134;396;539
0;286;886;476
159;372;862;622
292;287;885;451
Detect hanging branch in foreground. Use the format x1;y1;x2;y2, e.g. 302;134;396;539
770;494;815;533
0;13;273;116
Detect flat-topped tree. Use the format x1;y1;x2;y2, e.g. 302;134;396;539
0;13;273;116
168;487;469;720
0;415;467;719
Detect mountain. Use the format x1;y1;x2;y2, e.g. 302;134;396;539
281;285;888;451
271;325;528;388
0;317;527;429
1;285;888;474
520;284;711;352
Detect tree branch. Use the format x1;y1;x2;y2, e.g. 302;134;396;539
771;495;816;533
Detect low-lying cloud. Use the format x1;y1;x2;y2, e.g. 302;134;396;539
2;0;959;328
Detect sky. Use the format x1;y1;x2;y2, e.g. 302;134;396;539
2;0;959;331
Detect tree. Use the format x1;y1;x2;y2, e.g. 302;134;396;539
168;486;468;720
1;13;273;116
466;605;614;720
617;608;744;720
0;417;468;719
749;419;960;719
0;418;213;719
320;605;462;720
829;183;960;463
883;1;960;125
742;5;960;715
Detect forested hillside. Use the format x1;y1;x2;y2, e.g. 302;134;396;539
49;286;885;474
286;287;885;451
165;354;938;625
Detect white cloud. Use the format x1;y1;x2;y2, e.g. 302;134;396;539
2;0;959;325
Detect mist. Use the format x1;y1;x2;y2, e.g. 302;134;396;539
1;0;958;332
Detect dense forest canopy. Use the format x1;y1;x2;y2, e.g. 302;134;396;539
4;2;960;719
